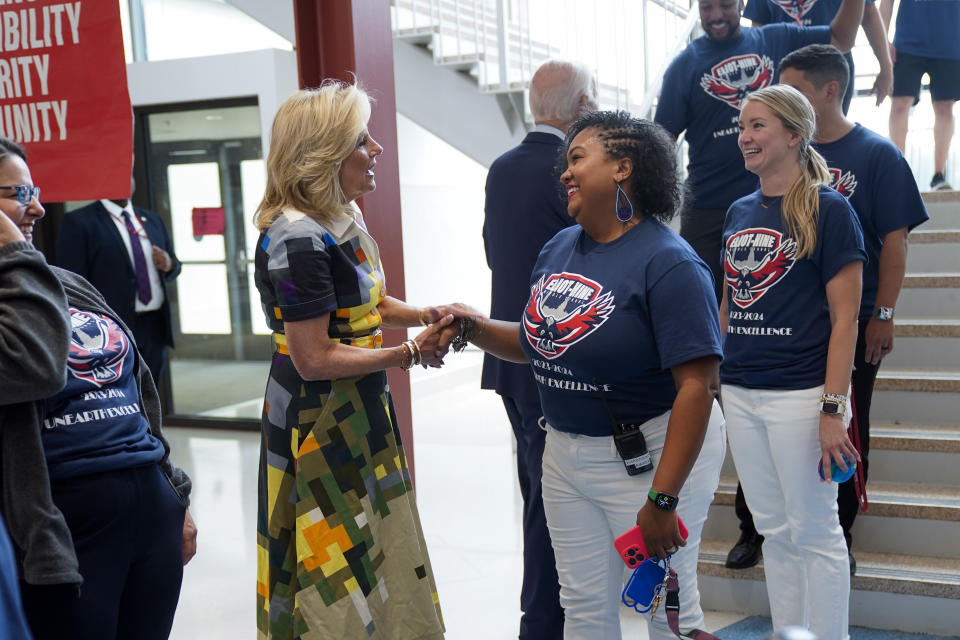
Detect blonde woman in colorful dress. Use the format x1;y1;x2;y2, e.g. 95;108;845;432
253;81;450;640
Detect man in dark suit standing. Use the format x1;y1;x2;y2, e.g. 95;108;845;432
482;59;597;639
56;189;180;389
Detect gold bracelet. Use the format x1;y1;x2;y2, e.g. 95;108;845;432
409;339;422;366
418;308;428;327
399;342;414;371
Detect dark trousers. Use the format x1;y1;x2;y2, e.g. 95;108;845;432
733;320;880;545
839;319;879;546
21;465;186;640
130;310;168;389
502;396;564;640
680;207;727;305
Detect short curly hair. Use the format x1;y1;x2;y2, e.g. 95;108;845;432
559;111;682;224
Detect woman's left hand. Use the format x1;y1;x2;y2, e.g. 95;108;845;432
818;413;859;482
635;501;686;560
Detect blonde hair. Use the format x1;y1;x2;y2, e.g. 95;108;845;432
254;81;371;231
743;85;830;259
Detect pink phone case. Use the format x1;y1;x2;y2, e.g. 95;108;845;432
614;517;689;568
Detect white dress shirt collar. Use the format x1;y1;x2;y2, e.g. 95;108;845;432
533;123;566;139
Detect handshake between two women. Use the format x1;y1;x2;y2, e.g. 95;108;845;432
414;303;527;369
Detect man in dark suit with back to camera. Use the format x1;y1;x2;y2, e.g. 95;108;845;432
482;58;597;639
57;182;180;389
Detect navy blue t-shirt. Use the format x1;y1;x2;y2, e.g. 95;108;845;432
894;0;960;60
814;124;929;321
721;187;866;389
518;219;723;437
744;0;874;27
655;25;830;209
42;308;164;480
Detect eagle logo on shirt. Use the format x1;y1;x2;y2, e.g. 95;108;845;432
67;309;128;386
771;0;819;24
828;168;858;199
523;273;615;360
700;54;774;109
724;228;798;308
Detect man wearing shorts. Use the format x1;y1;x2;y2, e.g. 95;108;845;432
882;0;960;190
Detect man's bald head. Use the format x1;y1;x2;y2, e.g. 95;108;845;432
529;60;598;132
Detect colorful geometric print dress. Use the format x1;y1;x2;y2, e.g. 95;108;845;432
253;205;444;640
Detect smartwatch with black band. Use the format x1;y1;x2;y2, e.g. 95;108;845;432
648;489;679;511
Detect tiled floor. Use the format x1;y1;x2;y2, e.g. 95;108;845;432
165;351;746;639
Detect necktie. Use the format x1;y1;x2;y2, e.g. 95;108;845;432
121;211;152;305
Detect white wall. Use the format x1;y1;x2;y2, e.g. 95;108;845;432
126;48;299;153
396;113;493;315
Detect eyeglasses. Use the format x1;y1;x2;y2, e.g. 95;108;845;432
0;185;40;205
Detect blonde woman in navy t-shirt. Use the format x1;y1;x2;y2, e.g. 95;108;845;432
428;111;726;639
720;84;866;640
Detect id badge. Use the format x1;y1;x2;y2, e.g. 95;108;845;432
621;558;667;613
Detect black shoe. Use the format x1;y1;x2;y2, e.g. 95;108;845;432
931;172;953;191
849;550;857;576
725;532;763;569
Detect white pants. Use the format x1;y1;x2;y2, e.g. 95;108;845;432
723;384;850;640
541;400;725;640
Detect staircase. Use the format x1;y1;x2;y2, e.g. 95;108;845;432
699;190;960;635
390;0;693;165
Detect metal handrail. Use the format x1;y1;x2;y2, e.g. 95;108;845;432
637;6;700;119
392;0;695;114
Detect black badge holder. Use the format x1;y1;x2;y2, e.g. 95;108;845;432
599;386;653;476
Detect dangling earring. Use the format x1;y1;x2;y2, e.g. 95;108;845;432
615;181;634;223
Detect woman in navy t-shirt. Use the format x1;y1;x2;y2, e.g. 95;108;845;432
721;85;865;640
431;112;726;639
0;137;194;640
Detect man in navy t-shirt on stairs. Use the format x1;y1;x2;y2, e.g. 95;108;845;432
654;0;864;570
743;0;894;113
779;43;928;574
881;0;960;190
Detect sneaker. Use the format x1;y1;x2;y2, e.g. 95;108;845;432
931;172;953;191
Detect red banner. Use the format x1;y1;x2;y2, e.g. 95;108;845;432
0;1;132;202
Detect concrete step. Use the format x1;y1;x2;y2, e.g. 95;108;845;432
874;368;960;393
921;191;960;230
897;285;960;318
906;229;960;272
698;539;960;635
882;334;960;370
872;422;960;453
868;447;960;486
871;388;960;425
895;318;960;338
872;369;960;424
902;273;960;288
394;26;438;45
849;512;960;559
437;53;484;71
712;475;960;522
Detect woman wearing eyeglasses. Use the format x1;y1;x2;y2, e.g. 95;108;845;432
0;174;69;640
0;136;195;640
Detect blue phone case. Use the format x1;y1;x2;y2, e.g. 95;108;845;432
621;558;667;613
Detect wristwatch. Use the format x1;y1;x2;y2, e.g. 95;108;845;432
875;306;894;321
648;489;679;511
820;393;847;416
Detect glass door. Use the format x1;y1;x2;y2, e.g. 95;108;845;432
139;102;272;423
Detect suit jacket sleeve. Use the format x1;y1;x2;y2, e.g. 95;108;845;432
139;208;181;281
